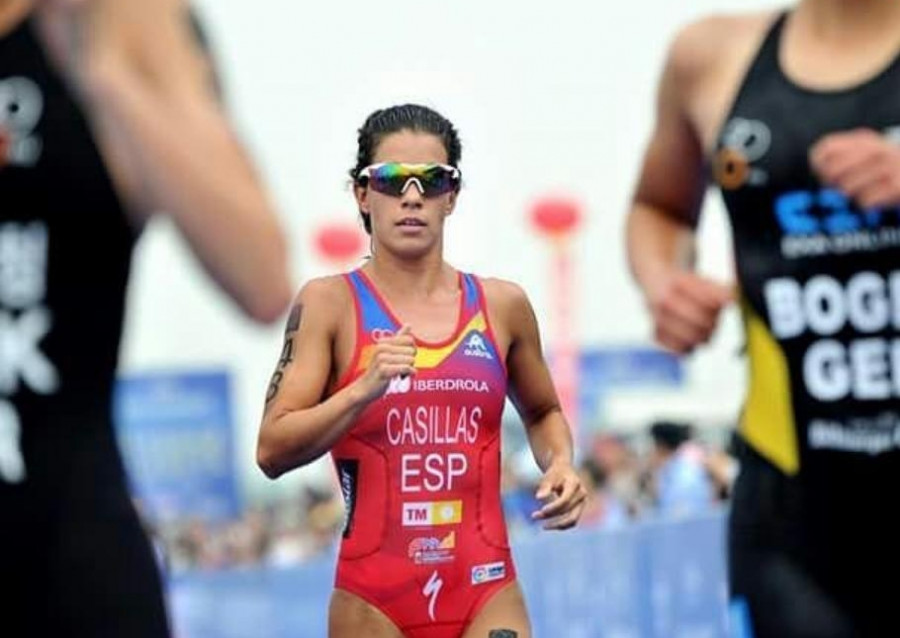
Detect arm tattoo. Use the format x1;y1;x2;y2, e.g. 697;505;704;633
285;302;302;333
265;303;302;407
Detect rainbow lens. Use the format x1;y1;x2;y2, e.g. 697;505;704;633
360;163;460;198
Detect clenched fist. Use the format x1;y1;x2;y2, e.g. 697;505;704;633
354;325;417;404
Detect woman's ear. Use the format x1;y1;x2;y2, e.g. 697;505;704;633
444;190;459;217
353;182;368;214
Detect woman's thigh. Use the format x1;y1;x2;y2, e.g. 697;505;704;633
329;588;405;638
462;581;531;638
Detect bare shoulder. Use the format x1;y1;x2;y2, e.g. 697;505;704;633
292;274;353;327
667;11;778;86
479;277;532;317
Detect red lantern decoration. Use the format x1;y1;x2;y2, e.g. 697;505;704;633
313;222;365;264
529;197;582;238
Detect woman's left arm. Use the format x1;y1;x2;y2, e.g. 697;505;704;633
491;280;586;530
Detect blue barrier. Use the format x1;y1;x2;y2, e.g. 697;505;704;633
169;511;729;638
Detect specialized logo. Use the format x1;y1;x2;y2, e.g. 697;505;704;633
471;561;506;585
422;570;443;622
713;117;771;190
402;500;463;527
0;77;43;169
463;333;493;360
408;531;455;565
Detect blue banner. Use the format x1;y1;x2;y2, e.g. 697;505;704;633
578;346;684;426
579;347;683;389
114;369;240;522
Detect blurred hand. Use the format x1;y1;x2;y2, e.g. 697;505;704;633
531;461;586;531
645;270;733;355
810;128;900;209
353;325;417;404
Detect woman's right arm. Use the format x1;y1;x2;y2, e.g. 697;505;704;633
256;278;415;478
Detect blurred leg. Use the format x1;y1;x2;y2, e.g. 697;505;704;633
729;449;853;638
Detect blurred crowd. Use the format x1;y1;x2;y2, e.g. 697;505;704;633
147;485;342;573
502;421;737;537
148;421;738;574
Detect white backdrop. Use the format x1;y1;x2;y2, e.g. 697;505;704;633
119;0;779;500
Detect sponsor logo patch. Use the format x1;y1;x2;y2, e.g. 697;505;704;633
408;531;455;565
471;561;506;585
402;500;463;527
